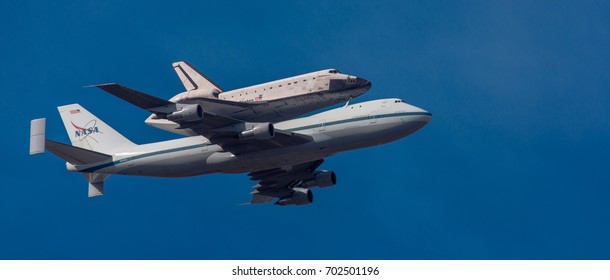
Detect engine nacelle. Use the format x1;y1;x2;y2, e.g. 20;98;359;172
302;170;337;188
166;104;203;123
239;123;275;140
276;188;313;206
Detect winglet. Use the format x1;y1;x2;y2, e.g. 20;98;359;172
30;118;46;155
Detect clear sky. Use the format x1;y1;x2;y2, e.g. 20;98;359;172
1;1;609;259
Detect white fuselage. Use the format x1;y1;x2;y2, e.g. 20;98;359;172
171;69;368;103
72;99;431;177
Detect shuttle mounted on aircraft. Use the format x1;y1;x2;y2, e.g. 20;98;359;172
95;61;372;136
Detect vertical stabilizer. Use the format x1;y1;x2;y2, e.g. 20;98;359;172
83;173;108;197
30;118;46;154
172;61;223;96
57;104;136;153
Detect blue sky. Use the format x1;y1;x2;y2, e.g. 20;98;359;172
1;1;609;259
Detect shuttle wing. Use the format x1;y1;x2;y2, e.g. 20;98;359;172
92;83;173;109
93;83;312;154
248;159;324;204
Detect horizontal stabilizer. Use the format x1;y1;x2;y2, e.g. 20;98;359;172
30;118;46;154
92;83;172;110
46;140;112;165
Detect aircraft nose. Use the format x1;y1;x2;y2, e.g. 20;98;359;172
410;110;432;126
403;103;432;124
421;109;432;123
399;108;432;136
424;111;432;123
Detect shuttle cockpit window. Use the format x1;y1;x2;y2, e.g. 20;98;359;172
328;69;341;74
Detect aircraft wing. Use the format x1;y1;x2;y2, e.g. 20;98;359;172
93;83;312;154
193;125;312;155
247;159;324;204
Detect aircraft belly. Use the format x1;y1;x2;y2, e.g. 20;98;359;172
202;117;426;174
116;148;214;177
210;144;331;174
325;116;429;151
280;115;429;154
114;145;328;177
116;113;427;178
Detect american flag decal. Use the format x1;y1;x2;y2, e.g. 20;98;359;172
70;109;80;114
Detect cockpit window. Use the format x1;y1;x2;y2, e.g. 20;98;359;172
394;99;406;103
328;69;341;74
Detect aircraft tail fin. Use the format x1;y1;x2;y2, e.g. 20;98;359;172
57;104;136;153
172;61;223;95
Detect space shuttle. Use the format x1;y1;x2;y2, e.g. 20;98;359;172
95;61;371;136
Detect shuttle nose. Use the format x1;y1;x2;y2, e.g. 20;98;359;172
356;77;372;90
329;76;372;96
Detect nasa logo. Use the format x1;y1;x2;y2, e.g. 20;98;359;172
71;120;103;142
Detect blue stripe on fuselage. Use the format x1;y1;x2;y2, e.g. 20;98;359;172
78;111;430;172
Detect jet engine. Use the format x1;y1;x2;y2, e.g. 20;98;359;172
276;188;313;206
302;170;337;188
239;123;275;140
166;104;203;123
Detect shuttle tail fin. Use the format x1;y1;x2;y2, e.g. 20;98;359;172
172;61;223;96
57;104;137;153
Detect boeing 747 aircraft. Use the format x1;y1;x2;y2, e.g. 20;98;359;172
95;61;372;136
30;93;431;206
